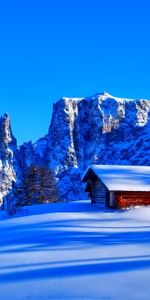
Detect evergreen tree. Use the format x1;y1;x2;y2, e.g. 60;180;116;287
18;165;58;206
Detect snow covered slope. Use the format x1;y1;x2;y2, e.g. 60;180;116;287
0;92;150;203
0;201;150;300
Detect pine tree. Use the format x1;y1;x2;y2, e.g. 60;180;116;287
18;165;58;206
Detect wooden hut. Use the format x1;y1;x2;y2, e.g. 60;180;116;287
82;165;150;208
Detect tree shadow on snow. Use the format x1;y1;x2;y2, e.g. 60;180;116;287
0;224;150;254
0;256;150;283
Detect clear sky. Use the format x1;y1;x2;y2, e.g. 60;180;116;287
0;0;150;145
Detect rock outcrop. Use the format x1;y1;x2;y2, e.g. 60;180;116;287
0;92;150;206
0;113;17;206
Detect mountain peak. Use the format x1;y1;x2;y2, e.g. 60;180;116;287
99;91;111;96
91;91;113;99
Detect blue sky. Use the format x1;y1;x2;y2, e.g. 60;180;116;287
0;0;150;145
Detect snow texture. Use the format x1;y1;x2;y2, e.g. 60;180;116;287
82;165;150;191
0;201;150;299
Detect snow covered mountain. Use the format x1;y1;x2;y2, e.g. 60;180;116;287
0;92;150;204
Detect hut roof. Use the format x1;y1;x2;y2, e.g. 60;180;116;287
82;165;150;192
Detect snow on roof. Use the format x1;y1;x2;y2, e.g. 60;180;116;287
82;165;150;192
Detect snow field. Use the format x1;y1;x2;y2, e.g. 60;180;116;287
0;201;150;299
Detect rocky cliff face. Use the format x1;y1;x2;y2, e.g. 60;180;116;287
0;92;150;205
0;113;17;205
